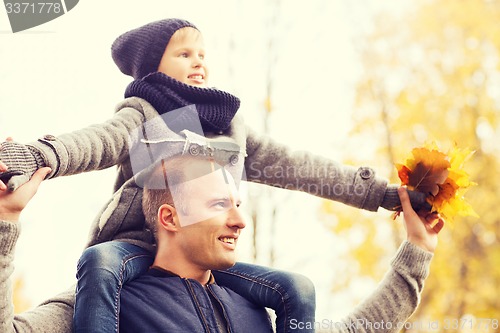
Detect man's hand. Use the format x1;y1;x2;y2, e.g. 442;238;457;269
398;186;441;253
0;167;51;222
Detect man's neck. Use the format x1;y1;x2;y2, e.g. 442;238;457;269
152;255;211;285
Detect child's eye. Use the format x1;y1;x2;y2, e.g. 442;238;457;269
180;52;189;58
199;54;205;60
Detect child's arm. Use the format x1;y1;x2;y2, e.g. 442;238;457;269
244;127;426;212
0;99;148;191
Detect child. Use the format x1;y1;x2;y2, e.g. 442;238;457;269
0;19;426;333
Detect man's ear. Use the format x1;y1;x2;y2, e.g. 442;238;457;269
158;204;178;232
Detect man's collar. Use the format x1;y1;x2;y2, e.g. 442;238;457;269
150;265;215;285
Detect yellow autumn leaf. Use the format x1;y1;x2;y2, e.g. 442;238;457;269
396;143;478;224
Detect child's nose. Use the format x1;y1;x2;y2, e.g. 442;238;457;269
192;57;203;68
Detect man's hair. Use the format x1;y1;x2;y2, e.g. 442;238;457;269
142;156;222;240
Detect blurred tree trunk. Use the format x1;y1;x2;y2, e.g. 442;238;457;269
247;0;282;265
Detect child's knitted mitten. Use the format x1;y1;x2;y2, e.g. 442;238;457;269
0;141;46;191
381;184;432;212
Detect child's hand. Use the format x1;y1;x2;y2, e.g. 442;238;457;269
398;186;441;253
382;184;432;212
0;160;8;191
0;138;46;192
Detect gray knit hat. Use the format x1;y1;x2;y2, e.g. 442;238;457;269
111;19;198;80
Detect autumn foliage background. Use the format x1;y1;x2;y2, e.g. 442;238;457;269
321;0;499;327
5;0;499;330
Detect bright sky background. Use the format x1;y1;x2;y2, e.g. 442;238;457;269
1;0;408;323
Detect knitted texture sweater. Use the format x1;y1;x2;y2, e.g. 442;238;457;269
1;220;433;332
30;96;387;209
26;96;388;252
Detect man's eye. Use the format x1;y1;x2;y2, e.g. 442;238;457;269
213;201;228;209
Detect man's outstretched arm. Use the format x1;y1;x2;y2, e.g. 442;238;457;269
0;167;75;333
330;187;440;333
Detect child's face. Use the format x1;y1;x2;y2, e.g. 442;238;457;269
158;27;209;87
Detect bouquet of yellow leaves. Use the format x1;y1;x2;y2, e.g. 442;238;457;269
395;143;478;231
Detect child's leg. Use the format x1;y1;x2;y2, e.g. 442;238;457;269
213;262;316;333
73;241;153;333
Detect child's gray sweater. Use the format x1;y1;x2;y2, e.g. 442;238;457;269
28;97;389;251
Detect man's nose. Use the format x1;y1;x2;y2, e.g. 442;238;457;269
227;206;246;229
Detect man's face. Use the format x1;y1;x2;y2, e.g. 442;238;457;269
174;167;245;271
157;27;209;87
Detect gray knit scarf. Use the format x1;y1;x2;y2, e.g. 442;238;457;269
125;72;240;133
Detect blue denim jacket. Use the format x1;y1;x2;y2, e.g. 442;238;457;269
119;268;273;333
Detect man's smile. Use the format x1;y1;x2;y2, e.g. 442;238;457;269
218;236;237;249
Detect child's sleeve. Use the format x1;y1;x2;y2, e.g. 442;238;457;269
29;106;145;179
244;127;388;211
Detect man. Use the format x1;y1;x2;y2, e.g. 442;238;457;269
119;156;274;332
0;157;440;332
